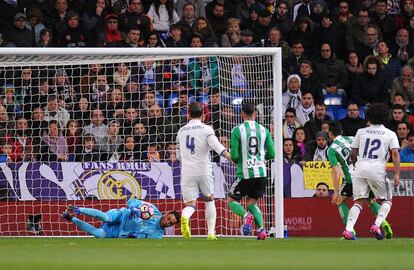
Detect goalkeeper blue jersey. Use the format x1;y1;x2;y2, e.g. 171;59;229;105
127;199;164;239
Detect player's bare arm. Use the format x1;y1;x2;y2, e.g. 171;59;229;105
391;148;400;186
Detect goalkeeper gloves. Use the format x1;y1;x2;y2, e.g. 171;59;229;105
129;207;141;219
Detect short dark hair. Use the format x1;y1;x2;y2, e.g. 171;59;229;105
168;210;181;223
316;182;329;189
189;102;203;118
241;101;255;116
329;121;343;136
391;104;405;111
393;93;406;100
285;108;296;116
408;130;414;138
366;103;390;125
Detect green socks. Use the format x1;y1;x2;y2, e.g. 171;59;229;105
248;204;263;229
370;202;381;216
228;201;246;218
338;203;350;226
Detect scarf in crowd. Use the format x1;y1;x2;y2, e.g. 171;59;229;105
286;74;302;108
296;103;315;126
313;145;328;161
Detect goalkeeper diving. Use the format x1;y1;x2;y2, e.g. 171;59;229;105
61;198;180;239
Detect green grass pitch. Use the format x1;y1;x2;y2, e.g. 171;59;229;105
1;237;413;270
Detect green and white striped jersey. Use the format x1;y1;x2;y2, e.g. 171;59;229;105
327;135;354;183
230;120;275;179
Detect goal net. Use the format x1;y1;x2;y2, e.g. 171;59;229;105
0;48;283;238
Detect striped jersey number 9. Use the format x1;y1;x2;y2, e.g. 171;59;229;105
362;138;381;159
248;136;259;156
186;135;195;154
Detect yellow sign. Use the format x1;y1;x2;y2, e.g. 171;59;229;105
303;161;336;190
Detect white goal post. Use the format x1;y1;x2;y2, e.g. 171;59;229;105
0;48;283;238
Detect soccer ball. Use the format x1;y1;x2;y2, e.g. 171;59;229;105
139;203;155;220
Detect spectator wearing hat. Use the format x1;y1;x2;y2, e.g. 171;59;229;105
282;74;302;111
106;25;143;47
235;28;255;47
82;0;109;46
271;1;293;41
58;11;87;47
26;8;46;44
251;8;273;41
99;13;123;46
3;13;35;47
119;0;151;38
304;131;329;161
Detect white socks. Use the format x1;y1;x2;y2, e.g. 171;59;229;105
182;206;195;219
375;201;392;227
205;201;216;235
346;204;362;232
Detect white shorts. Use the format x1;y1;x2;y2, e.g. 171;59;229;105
352;176;392;201
181;175;214;203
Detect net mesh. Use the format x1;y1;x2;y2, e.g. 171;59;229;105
0;52;276;237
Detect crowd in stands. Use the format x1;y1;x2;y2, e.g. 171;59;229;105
1;0;414;163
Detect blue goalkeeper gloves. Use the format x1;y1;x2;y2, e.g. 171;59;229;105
129;207;141;219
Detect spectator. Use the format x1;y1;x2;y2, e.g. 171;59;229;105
396;121;410;149
291;0;313;23
114;135;142;161
2;85;23;119
118;0;151;38
175;0;205;19
283;41;308;76
52;68;75;110
293;127;307;158
264;27;291;59
106;26;143;47
376;41;401;89
240;3;260;31
390;65;414;109
3;13;35;47
164;142;178;163
30;106;49;147
72;96;91;127
100;14;123;46
145;140;162;162
39;120;68;162
207;2;228;38
304;102;331;141
6;116;33;162
390;28;414;66
101;88;125;121
351;55;388;107
0;105;12;140
312;13;342;59
220;18;241;47
190;34;203;47
395;0;414;29
137;60;163;92
83;108;108;151
282;74;302;112
100;120;123;160
283;138;302;164
121;107;139;136
206;0;235;19
43;95;70;129
289;16;313;57
251;8;273;41
58;11;87;47
298;60;323;104
399;131;414;162
90;74;110;106
65;119;82;161
296;92;315;126
82;0;108;46
304;131;329;161
147;0;179;34
51;0;70;40
283;108;301;139
339;103;366;136
387;104;408;132
75;133;101;162
80;63;105;95
370;0;396;44
132;120;149;154
235;28;255;47
314;43;348;99
26;8;46;44
145;31;166;47
0;140;12;163
355;24;381;62
188;56;219;95
176;3;197;41
345;8;371;54
193;17;219;47
345;51;364;95
164;23;188;47
272;1;293;41
37;28;55;47
113;63;131;88
313;182;330;197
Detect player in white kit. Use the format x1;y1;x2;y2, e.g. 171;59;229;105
176;102;231;240
343;103;400;240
